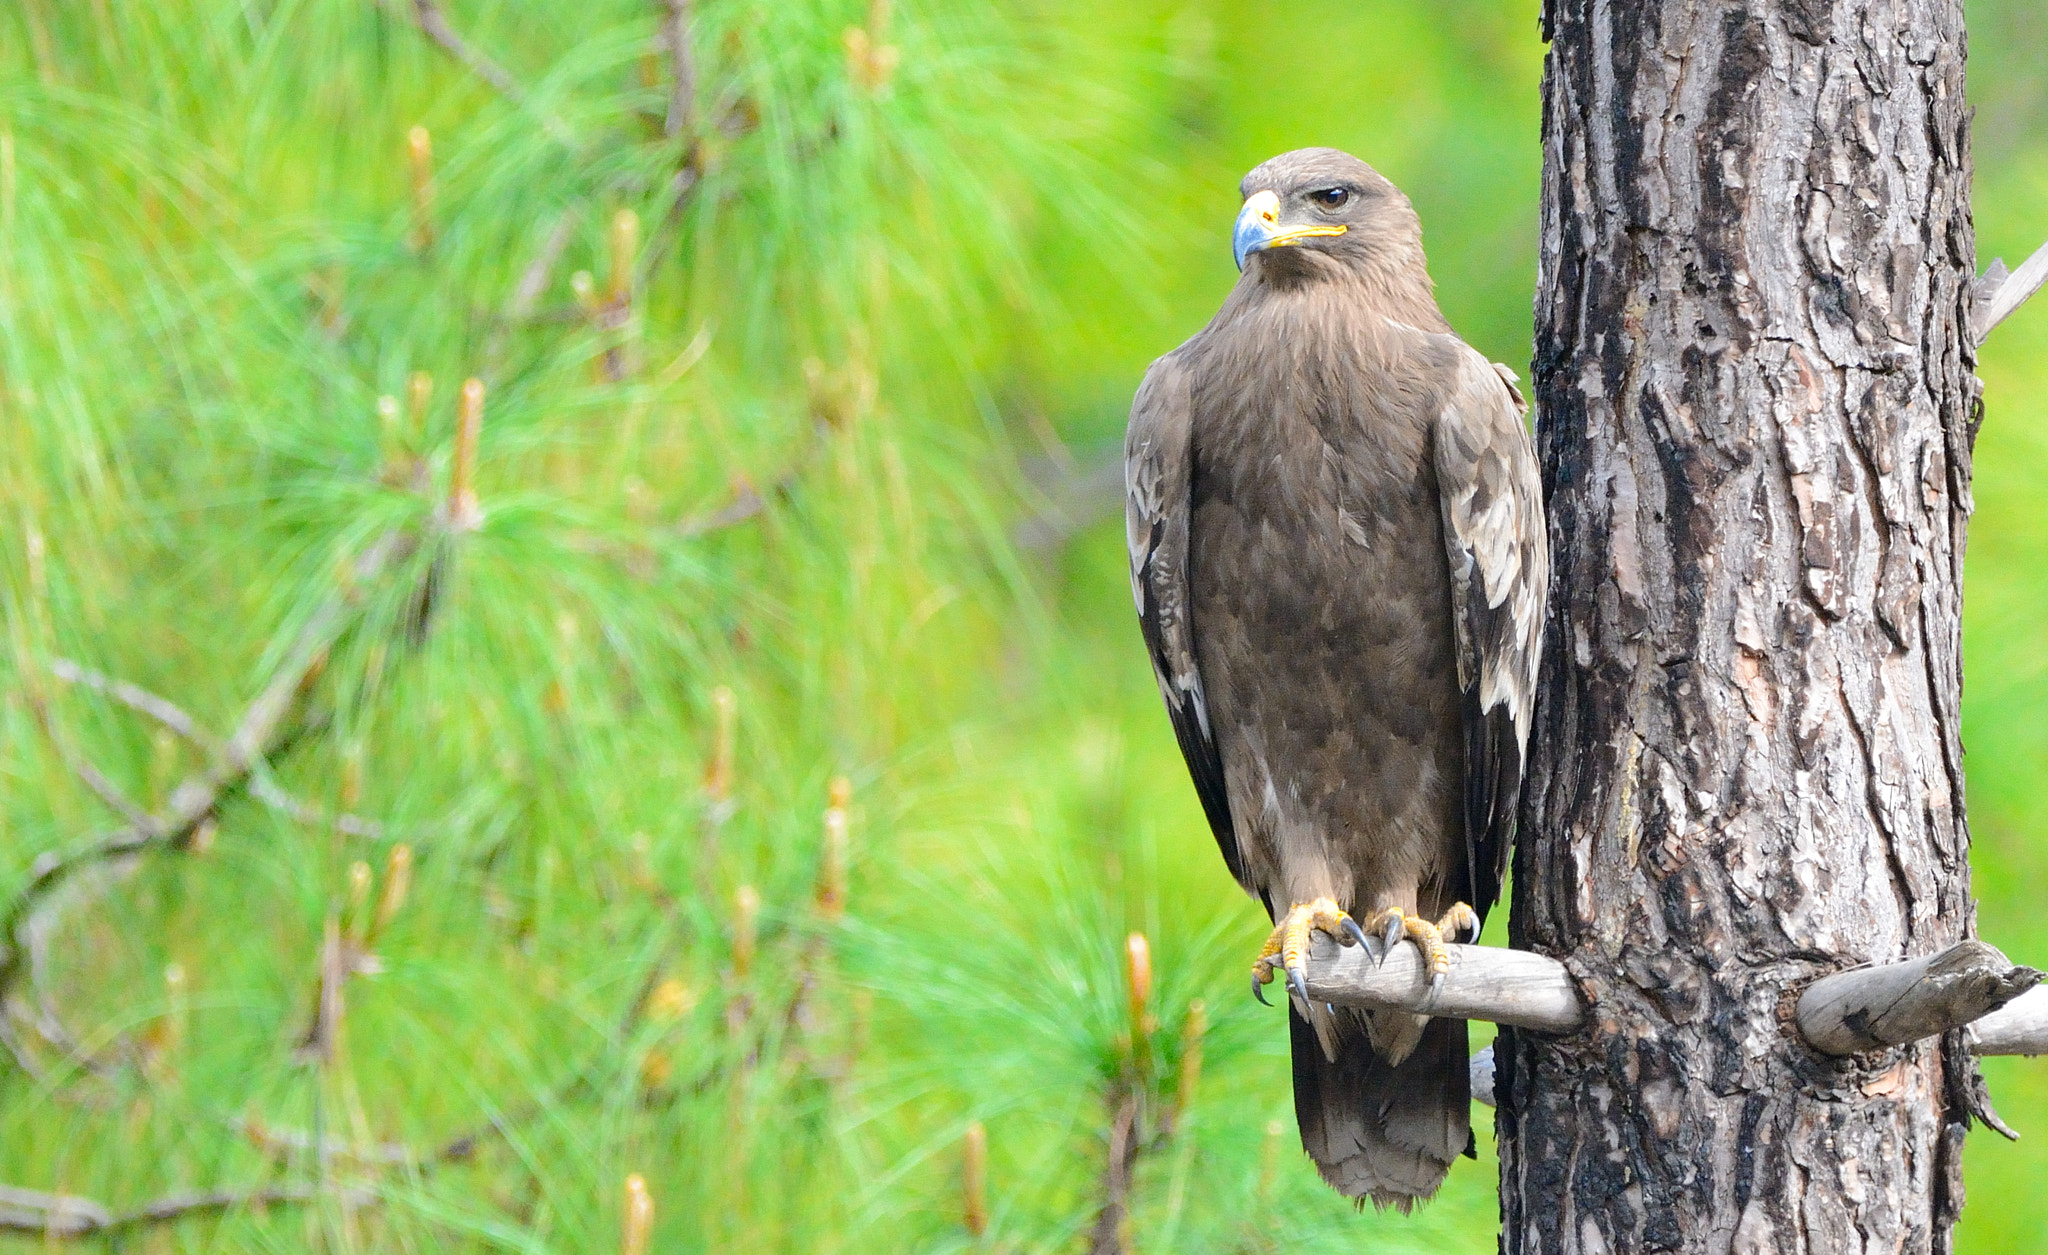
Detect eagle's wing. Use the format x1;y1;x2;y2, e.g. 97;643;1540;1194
1125;352;1244;887
1433;350;1548;926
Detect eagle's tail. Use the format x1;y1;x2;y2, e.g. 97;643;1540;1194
1288;1004;1471;1210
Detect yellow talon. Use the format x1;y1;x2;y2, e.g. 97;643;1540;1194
1251;897;1368;1005
1363;903;1480;991
1438;901;1480;945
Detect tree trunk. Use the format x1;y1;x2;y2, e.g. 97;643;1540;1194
1499;2;1986;1251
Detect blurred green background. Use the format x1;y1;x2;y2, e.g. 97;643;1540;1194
1;1;2043;1250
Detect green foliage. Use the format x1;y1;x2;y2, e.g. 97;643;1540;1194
1;2;2043;1252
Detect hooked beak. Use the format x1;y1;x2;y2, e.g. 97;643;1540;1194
1232;189;1348;271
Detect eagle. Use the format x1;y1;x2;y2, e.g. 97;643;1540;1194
1124;148;1547;1206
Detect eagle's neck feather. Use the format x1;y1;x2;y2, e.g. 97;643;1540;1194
1231;245;1449;335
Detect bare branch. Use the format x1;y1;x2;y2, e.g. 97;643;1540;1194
1976;238;2048;344
0;531;417;1015
47;660;218;752
1317;934;2048;1056
675;423;828;540
22;677;158;831
482;204;585;374
1471;1042;1496;1107
372;0;576;148
406;0;526;104
1965;986;2048;1056
677;479;770;537
1796;940;2042;1056
43;733;157;834
0;1181;368;1239
246;774;387;840
506;208;581;323
658;0;695;140
69;759;155;831
240;1117;412;1166
1302;934;1585;1033
1085;1094;1141;1255
1380;961;2048;1121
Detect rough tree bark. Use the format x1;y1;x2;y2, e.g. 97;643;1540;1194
1498;2;1987;1251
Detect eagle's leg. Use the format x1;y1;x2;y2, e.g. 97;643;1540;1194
1251;897;1371;1005
1363;904;1481;995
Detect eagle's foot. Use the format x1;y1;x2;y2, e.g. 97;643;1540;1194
1251;897;1369;1005
1363;904;1479;995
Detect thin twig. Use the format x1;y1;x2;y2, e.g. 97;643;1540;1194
635;166;702;294
484;204;585;373
48;660;218;752
43;735;157;833
246;774;388;840
239;1118;412;1166
0;531;417;1017
23;681;158;832
0;1182;371;1239
373;0;576;148
658;0;695;140
406;0;527;103
632;0;706;292
1086;1093;1142;1255
675;425;827;539
46;659;381;837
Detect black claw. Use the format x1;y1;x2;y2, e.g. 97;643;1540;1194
1286;968;1309;1002
1341;916;1371;950
1429;971;1446;998
1364;934;1387;965
1253;974;1271;1006
1382;914;1405;953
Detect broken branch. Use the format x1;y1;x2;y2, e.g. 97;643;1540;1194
1965;986;2048;1056
1796;940;2042;1056
1409;949;2048;1113
1976;239;2048;344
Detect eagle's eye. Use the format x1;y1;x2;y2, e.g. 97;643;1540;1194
1308;187;1350;209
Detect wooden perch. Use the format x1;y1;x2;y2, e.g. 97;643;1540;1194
1301;933;1584;1033
1975;238;2048;344
1795;941;2042;1056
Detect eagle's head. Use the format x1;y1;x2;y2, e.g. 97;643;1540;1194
1232;147;1425;278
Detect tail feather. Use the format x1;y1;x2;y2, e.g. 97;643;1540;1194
1289;1005;1470;1210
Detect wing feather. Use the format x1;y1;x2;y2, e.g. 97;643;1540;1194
1433;353;1548;925
1125;353;1244;886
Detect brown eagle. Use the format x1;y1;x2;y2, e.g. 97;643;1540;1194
1124;148;1547;1206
